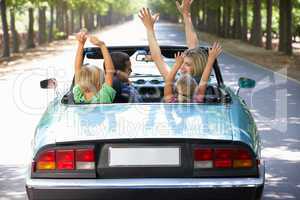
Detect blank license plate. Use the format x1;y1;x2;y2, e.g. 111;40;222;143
108;146;181;167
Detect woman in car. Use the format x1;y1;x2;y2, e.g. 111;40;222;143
139;0;222;102
164;45;222;103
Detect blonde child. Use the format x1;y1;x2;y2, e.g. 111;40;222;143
73;32;116;103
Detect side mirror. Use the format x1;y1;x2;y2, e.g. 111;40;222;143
40;78;57;89
236;77;255;95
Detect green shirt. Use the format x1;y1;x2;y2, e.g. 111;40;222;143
73;83;116;104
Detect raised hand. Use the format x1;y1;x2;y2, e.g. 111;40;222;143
176;0;193;16
76;32;87;45
208;42;222;62
138;8;159;30
89;35;105;47
174;52;184;68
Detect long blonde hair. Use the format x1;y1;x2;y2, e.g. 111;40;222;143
184;48;208;78
76;64;104;93
175;74;198;102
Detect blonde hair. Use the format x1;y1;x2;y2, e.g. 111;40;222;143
76;64;104;93
184;48;208;77
175;74;198;103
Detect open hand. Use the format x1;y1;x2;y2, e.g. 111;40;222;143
176;0;193;15
208;42;222;62
174;52;184;68
138;8;159;30
76;32;87;45
89;35;105;47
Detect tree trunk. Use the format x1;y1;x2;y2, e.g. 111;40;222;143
70;9;74;34
10;8;19;53
64;5;69;37
206;1;218;34
84;13;89;30
56;2;64;32
201;0;207;30
89;13;95;30
26;7;35;49
48;4;54;42
223;0;232;38
79;9;83;30
241;0;248;41
216;1;222;36
250;0;262;46
233;0;242;39
38;6;47;45
191;0;200;28
279;0;292;55
96;14;101;29
0;0;10;57
266;0;272;49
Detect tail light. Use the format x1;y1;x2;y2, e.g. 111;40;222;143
76;149;95;170
36;150;55;170
214;149;233;168
35;147;95;171
56;150;75;170
194;147;254;169
194;148;213;168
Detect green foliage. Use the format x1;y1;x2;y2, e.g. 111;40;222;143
148;0;179;20
53;29;67;40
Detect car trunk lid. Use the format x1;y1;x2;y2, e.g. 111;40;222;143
51;104;233;143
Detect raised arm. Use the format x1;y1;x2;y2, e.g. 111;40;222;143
196;43;222;99
176;0;199;49
89;36;115;86
164;52;184;102
74;32;87;84
139;8;170;79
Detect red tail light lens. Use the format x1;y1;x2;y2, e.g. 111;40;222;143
194;148;213;169
76;149;95;170
76;149;95;162
214;149;233;168
56;150;75;170
36;150;55;170
194;148;213;161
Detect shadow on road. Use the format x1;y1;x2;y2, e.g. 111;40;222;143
0;165;27;200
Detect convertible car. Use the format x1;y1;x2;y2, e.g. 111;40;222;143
26;45;264;200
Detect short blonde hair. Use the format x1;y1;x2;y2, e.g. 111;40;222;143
175;74;198;102
76;64;104;93
184;48;208;78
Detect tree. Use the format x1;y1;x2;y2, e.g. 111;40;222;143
0;0;10;57
38;5;47;44
48;3;54;42
10;8;19;53
206;0;219;34
241;0;248;41
26;6;35;49
233;0;242;39
279;0;292;55
266;0;273;49
250;0;262;46
223;0;232;38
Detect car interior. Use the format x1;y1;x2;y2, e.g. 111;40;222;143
61;46;231;104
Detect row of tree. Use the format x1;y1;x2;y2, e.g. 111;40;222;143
149;0;300;55
0;0;144;58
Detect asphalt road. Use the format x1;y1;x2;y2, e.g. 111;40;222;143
0;18;299;200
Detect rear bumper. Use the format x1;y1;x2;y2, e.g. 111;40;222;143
26;163;265;200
